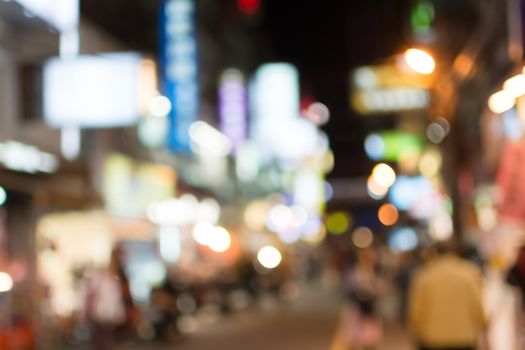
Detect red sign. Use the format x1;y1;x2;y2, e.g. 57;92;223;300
496;140;525;220
238;0;260;15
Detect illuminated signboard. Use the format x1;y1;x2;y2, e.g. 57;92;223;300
43;53;146;127
103;153;176;217
364;131;423;161
161;0;199;153
351;64;432;115
219;69;247;153
251;63;300;162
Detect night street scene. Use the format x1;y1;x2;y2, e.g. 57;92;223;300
0;0;525;349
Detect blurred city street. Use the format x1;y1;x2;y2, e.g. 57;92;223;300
1;1;525;349
110;284;415;350
122;286;343;350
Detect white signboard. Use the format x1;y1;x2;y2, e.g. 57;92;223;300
43;53;146;128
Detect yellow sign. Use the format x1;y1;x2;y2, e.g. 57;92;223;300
103;153;176;217
351;64;432;114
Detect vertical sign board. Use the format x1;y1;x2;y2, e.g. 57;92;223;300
219;69;247;153
496;140;525;220
161;0;199;153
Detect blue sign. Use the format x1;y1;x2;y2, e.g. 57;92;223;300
161;0;199;153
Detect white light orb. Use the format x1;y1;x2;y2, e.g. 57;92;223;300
372;163;396;188
149;95;172;117
257;246;282;269
208;226;232;253
0;272;13;293
192;222;215;246
404;48;436;75
267;204;293;231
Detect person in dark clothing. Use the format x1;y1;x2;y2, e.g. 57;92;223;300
506;245;525;307
395;250;421;322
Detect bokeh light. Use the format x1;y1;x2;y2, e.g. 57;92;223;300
429;211;453;241
354;67;378;89
257;246;282;269
325;211;351;235
0;272;13;293
267;204;293;232
367;176;389;200
378;203;399;226
488;90;515;114
398;148;420;174
389;175;433;211
305;102;330;125
302;219;326;244
197;198;221;224
389;227;418;252
159;226;181;263
371;163;396;188
435;117;450;135
419;148;442;177
364;134;385;160
290;205;308;228
325;182;334;201
0;187;6;206
138;116;167;149
404;48;436;74
426;122;446;144
189;121;233;157
244;200;269;231
503;74;525;98
208;226;232;253
192;222;216;246
352;227;374;248
149;95;172;118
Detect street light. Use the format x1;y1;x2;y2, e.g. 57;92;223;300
403;48;436;75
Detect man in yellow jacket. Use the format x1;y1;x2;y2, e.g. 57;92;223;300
408;243;489;350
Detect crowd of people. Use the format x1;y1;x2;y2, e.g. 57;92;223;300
5;235;520;350
334;239;525;350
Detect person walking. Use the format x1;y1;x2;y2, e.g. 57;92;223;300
84;246;135;350
339;247;383;350
408;242;489;350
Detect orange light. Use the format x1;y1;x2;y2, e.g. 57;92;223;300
404;48;436;75
378;203;399;226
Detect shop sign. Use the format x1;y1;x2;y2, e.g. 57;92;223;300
219;69;247;153
496;140;525;220
250;63;302;163
351;64;432;115
161;0;199;153
103;154;176;217
43;53;147;128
